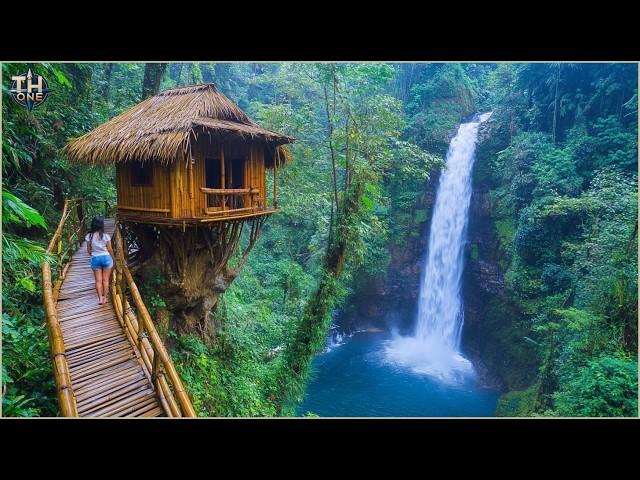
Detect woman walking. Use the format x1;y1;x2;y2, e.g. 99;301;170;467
86;216;115;305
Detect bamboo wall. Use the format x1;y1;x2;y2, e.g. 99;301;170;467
116;162;171;217
116;139;267;221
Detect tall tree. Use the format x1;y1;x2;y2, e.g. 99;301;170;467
141;63;168;100
270;63;440;414
103;63;114;101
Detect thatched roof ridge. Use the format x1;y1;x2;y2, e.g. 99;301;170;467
193;118;294;144
64;83;293;165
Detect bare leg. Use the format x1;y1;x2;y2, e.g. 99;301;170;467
102;266;112;305
94;268;103;304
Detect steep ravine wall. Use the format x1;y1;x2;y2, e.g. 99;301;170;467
461;121;538;391
338;174;438;334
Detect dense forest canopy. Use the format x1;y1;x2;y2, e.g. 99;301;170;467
2;62;637;417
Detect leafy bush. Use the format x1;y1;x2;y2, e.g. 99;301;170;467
553;355;638;417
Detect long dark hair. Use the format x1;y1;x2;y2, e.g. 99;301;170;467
89;216;105;242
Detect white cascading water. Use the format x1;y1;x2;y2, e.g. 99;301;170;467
385;112;492;383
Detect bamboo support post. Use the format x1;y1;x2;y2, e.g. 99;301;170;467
158;374;181;417
151;348;161;382
154;377;174;417
220;146;226;211
188;156;195;217
273;151;278;209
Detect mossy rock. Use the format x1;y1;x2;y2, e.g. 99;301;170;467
496;384;539;417
469;243;479;261
414;209;429;224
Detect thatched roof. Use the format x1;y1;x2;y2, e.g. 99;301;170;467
64;83;294;167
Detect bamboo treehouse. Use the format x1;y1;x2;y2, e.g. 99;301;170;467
65;83;293;225
65;84;293;339
38;84;294;416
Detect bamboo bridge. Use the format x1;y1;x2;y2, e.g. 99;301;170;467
41;199;197;417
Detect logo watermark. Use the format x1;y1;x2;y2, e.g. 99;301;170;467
10;68;52;111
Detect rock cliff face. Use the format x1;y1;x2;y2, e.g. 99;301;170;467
461;167;507;389
339;176;438;334
460;121;537;391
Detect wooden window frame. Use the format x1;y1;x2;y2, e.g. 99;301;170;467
131;162;153;187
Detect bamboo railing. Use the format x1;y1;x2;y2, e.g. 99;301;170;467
41;198;110;416
200;187;262;212
41;198;196;417
110;223;197;417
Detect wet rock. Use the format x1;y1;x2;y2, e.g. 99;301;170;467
469;259;504;295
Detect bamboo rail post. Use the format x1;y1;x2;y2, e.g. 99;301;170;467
151;349;161;383
56;237;63;278
220;146;226;211
76;200;85;245
188;155;195;218
115;226;128;328
117;263;126;327
154;375;174;417
273;148;278;209
66;212;73;258
158;373;181;417
120;269;127;328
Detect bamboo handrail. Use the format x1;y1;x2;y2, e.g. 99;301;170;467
41;198;86;417
42;259;78;416
199;187;260;195
201;187;261;213
112;224;197;417
41;197;194;417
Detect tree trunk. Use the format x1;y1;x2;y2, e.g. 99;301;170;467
141;63;168;100
103;63;114;101
272;179;364;414
552;64;561;144
323;77;340;213
126;217;266;342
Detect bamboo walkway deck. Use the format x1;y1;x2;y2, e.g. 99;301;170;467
55;219;164;417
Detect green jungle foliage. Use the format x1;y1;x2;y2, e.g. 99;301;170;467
475;63;638;416
2;62;637;417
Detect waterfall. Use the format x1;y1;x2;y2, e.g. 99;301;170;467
385;112;491;382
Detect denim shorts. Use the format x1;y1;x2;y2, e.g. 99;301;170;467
91;255;113;271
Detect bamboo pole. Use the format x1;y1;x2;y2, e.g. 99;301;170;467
47;200;70;252
273;148;278;209
152;349;161;382
41;198;83;417
154;377;174;417
52;261;72;303
169;163;176;219
76;201;85;243
220;146;226;211
122;264;196;417
200;187;259;195
117;205;171;213
158;374;181;417
42;261;77;416
188;155;195;218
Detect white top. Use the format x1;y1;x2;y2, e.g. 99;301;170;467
85;232;112;257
